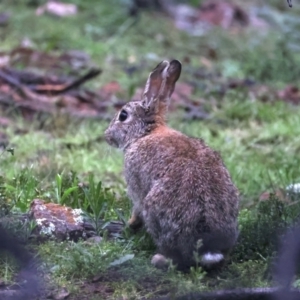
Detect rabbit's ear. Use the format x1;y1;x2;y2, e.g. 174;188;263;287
142;60;170;107
164;60;182;96
142;60;181;114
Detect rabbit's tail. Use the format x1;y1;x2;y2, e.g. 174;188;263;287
201;252;224;266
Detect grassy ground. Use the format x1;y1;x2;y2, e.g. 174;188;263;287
1;0;300;299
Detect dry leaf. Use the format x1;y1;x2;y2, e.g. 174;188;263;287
36;1;77;17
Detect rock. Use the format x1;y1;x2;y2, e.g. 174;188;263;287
86;236;103;244
29;199;86;241
53;288;70;300
29;199;125;241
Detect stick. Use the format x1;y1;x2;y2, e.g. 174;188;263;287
32;68;102;94
0;67;101;95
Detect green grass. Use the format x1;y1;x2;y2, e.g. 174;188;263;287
1;0;300;299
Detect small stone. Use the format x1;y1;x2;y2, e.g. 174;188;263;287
29;199;85;241
86;236;103;244
53;288;70;300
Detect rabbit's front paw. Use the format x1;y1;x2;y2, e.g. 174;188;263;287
128;213;143;230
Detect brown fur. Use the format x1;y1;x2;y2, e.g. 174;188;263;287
105;60;239;270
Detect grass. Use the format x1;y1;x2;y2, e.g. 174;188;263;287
0;0;300;299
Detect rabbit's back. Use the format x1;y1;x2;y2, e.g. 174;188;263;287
125;127;239;252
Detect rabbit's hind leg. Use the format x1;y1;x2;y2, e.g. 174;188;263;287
128;211;144;230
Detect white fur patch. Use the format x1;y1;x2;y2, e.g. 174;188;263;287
201;253;224;266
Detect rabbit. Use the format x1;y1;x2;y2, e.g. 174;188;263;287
105;60;239;271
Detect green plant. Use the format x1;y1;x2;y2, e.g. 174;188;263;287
0;148;15;215
189;240;206;283
1;0;300;298
242;38;300;83
39;239;133;280
234;195;300;263
81;173;116;234
0;215;37;242
0;147;14;158
53;172;79;206
22;219;38;240
0;255;17;285
0;175;11;217
4;169;40;212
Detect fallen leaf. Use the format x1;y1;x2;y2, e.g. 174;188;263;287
277;85;300;105
0;117;11;128
198;0;249;29
99;81;123;98
169;0;268;35
36;1;77;17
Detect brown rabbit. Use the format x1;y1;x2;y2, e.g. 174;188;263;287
105;60;239;271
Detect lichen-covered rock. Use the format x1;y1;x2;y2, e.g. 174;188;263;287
29;199;86;241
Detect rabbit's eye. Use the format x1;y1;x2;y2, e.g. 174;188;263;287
119;110;128;122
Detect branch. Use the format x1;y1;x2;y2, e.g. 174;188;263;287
0;67;102;96
32;68;102;94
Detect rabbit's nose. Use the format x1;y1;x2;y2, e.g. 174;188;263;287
104;129;111;142
104;130;118;148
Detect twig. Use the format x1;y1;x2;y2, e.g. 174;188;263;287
0;67;102;95
32;68;102;94
0;69;24;91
